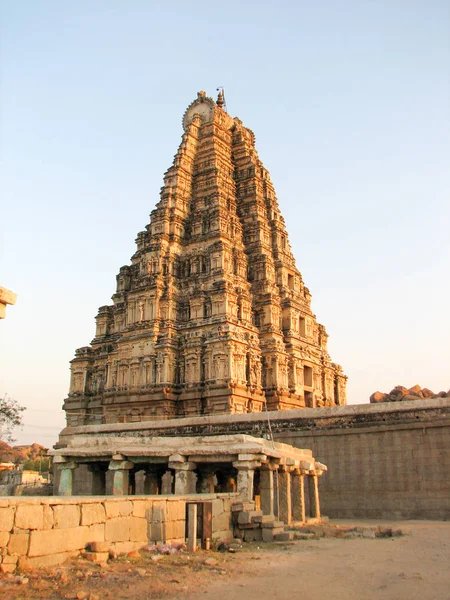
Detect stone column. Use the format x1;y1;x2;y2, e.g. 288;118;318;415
169;455;197;495
278;467;293;525
309;474;321;519
144;471;159;495
161;470;174;494
260;465;275;516
273;466;280;517
292;470;306;523
108;460;133;496
233;460;258;502
56;461;77;496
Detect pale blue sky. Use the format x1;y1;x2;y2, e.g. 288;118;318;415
1;1;449;446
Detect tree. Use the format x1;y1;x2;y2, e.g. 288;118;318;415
0;394;25;443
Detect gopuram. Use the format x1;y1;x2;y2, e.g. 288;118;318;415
64;90;346;428
51;91;345;532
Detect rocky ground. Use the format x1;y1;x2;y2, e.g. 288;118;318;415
0;520;448;600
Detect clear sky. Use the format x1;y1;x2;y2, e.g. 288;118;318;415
1;1;449;447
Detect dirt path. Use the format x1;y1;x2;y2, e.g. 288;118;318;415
0;520;448;599
194;520;450;600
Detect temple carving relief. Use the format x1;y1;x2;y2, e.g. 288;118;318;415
63;91;347;426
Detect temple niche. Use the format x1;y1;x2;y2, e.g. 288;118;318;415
63;90;347;427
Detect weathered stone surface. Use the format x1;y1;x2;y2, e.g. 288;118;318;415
53;504;80;528
104;501;132;519
18;551;73;570
105;517;131;543
42;505;54;530
62;90;346;430
0;508;14;533
129;518;148;542
8;533;29;555
85;551;109;563
88;541;109;552
28;526;89;557
369;391;387;403
81;503;106;526
0;531;10;547
15;505;43;530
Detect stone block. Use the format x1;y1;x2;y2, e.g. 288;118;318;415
129;518;148;542
104;500;133;518
8;533;29;555
132;501;150;519
81;503;106;526
243;529;263;542
0;532;10;547
53;504;80;528
0;507;14;532
88;541;109;552
43;505;54;530
15;505;44;530
87;523;105;543
166;500;185;522
18;551;73;570
105;517;131;543
213;511;231;532
0;562;16;573
164;520;185;541
274;531;294;542
150;520;165;542
111;541;144;555
28;526;89;557
152;502;167;523
85;551;109;563
237;510;262;525
2;554;18;564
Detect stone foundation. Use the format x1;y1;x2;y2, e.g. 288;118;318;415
0;494;236;571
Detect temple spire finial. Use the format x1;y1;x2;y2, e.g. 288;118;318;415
216;87;226;110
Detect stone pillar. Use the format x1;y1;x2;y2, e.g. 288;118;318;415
233;460;258;502
56;461;77;496
260;466;275;516
108;460;133;496
144;471;159;494
309;474;321;519
161;470;174;494
292;470;306;523
278;467;292;525
273;467;280;517
169;455;197;495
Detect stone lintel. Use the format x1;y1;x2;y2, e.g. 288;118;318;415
56;461;77;470
279;463;296;473
300;460;315;471
168;453;186;463
169;461;196;471
232;460;261;470
112;453;125;461
108;460;133;471
238;453;265;462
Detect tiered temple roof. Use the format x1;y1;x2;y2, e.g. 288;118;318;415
64;91;346;426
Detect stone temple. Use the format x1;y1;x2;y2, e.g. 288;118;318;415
64;90;347;428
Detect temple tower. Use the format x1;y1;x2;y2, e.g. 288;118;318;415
64;91;347;426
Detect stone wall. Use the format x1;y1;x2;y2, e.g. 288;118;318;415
0;494;236;571
57;399;450;520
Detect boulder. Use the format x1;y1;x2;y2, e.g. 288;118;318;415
370;392;387;404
